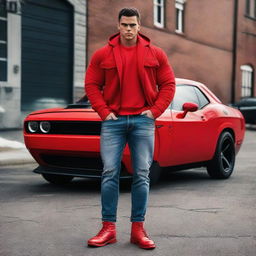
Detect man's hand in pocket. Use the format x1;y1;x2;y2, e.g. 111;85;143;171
140;110;154;119
104;113;118;121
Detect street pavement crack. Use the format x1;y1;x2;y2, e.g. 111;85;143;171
149;205;223;213
155;234;256;239
0;215;39;224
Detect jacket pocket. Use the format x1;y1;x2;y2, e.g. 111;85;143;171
144;58;159;68
100;61;117;69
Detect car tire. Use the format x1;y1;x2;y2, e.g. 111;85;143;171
207;131;235;179
149;161;162;186
42;173;74;185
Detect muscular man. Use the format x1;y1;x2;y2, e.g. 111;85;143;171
85;7;175;249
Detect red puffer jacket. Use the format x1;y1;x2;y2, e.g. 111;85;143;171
84;32;176;121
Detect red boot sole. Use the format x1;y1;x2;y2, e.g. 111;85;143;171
88;238;117;247
130;238;156;249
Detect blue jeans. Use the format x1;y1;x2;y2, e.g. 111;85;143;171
100;114;155;222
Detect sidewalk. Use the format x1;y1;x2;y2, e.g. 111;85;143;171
0;129;35;166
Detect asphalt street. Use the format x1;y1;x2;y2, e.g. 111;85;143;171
0;128;255;256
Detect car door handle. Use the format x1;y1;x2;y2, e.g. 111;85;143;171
201;115;205;121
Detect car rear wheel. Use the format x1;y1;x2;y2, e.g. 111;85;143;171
42;173;74;185
149;161;162;186
207;131;235;179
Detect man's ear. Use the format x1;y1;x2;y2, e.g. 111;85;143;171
117;22;120;31
137;20;141;31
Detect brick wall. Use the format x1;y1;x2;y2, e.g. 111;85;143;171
87;0;255;104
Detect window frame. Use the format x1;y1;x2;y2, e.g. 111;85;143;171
240;65;254;98
245;0;256;19
175;0;185;34
0;7;8;82
193;86;210;109
153;0;165;28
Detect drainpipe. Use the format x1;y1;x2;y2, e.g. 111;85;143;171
86;0;89;68
231;0;238;103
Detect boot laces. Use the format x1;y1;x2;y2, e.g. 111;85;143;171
139;228;148;238
143;230;149;238
97;224;114;236
97;227;108;236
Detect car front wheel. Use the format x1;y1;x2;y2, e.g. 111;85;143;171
149;161;162;186
42;173;74;185
207;131;235;179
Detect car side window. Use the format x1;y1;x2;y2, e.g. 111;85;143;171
194;87;210;109
170;85;199;111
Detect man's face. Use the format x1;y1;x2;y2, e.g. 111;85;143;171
118;16;140;42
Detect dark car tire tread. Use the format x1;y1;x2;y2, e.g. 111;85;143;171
149;161;162;186
207;131;235;179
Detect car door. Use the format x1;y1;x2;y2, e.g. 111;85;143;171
168;85;213;166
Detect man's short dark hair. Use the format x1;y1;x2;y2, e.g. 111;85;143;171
118;8;141;22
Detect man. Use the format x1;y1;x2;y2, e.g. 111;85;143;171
84;8;175;249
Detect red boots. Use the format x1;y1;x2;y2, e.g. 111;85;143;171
87;221;155;249
87;221;117;247
130;222;156;249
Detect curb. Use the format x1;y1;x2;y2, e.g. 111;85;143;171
0;149;36;167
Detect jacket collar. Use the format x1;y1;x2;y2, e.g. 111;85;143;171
108;32;150;47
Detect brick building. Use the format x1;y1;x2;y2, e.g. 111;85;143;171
86;0;256;104
0;0;255;129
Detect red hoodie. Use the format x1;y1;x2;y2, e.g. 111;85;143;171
84;32;176;121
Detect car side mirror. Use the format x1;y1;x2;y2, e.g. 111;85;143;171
177;102;199;119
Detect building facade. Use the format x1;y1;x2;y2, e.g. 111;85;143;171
1;0;255;129
87;0;256;104
0;0;86;129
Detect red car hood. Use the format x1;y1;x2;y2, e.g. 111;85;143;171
25;108;102;122
28;108;96;115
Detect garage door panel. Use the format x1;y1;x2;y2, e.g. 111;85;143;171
21;0;73;111
26;0;72;11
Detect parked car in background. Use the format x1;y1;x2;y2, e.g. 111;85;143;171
232;97;256;124
23;78;245;185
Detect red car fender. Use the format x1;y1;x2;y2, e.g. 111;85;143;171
214;122;236;154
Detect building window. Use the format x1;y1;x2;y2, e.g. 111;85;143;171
154;0;164;28
245;0;256;18
175;0;185;33
0;1;7;81
241;65;254;97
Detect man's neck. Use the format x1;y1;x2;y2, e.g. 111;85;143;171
120;36;138;47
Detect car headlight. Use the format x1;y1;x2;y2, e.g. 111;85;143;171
28;121;39;133
40;121;51;133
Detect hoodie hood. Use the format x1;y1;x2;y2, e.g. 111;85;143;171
108;32;150;47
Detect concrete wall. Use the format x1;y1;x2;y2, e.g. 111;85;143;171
0;11;21;129
0;0;87;129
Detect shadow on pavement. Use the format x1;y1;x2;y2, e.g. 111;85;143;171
28;168;214;195
246;124;256;131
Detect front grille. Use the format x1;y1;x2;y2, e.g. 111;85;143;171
41;154;103;170
40;154;131;178
25;121;101;135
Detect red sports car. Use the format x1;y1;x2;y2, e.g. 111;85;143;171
23;78;245;185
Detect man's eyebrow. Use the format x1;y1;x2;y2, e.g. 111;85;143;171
121;23;137;26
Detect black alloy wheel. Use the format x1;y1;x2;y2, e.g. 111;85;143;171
207;131;235;179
